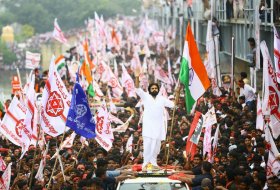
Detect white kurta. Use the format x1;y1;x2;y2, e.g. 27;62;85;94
135;88;174;140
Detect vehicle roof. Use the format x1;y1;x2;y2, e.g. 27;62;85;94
122;177;182;183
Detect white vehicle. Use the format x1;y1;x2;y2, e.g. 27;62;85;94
116;172;190;190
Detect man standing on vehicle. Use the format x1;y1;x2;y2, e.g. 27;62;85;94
134;68;175;171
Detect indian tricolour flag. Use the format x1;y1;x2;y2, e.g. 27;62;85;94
179;23;210;114
55;55;66;77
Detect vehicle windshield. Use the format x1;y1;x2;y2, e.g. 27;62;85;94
119;182;188;190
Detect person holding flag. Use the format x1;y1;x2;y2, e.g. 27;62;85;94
134;68;175;171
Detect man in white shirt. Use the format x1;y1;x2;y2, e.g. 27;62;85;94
134;69;174;170
238;80;256;111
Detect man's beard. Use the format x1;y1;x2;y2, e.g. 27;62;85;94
149;91;159;97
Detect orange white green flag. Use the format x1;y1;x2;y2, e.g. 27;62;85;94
179;23;210;114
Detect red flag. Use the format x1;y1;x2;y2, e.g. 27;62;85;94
186;111;202;160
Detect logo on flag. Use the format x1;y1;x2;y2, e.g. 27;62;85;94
66;82;96;139
46;91;64;117
15;119;25;137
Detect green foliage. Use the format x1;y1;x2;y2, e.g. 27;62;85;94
0;41;17;65
0;0;142;34
21;24;35;39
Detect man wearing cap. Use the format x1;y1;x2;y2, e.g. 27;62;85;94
134;68;175;170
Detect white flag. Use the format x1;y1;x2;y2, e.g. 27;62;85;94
256;94;264;131
210;125;220;163
273;25;280;83
0;96;29;146
25;51;40;69
53;18;68;44
126;135;133;153
155;66;171;84
41;56;71;137
121;64;136;97
203;107;217;127
0;163;12;190
24;74;38;146
265;125;280;157
107;67;123;98
60;132;76;149
112;114;134;133
0;157;6;172
267;151;280;178
95;101;114;151
35;143;49;181
260;41;280;138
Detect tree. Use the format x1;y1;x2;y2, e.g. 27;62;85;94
0;0;142;34
0;41;17;65
21;24;35;39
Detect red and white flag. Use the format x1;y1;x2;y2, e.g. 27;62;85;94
0;96;29;146
107;88;117;114
203;124;212;160
25;51;40;69
0;157;6;172
93;79;104;96
112;114;134;133
210;125;220;163
256;94;264;131
60;132;76;149
126;135;133;153
95;101;114;151
107;67;123;98
53;18;68;44
167;57;174;85
41;56;71;137
155;66;171;84
24;74;38;146
35;143;49;181
108;113;124;125
203;107;217;127
267;151;280;178
261;41;280;138
186;112;201;160
0;163;12;190
273;25;280;83
121;64;136;97
265;125;279;157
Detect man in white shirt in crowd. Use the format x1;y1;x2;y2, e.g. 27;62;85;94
238;79;256;111
134;68;174;171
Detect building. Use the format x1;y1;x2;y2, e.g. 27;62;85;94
146;0;278;92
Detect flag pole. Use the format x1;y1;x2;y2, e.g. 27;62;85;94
231;35;235;91
28;123;41;189
46;126;68;189
164;83;181;172
10;159;23;189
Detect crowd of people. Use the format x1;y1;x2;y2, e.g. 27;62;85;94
0;15;280;190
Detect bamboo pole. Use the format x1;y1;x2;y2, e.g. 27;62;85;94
28;124;41;189
164;83;181;172
46;126;68;189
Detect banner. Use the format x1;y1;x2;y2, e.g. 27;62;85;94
25;51;40;69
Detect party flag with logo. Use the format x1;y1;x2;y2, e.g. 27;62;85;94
66;82;96;138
